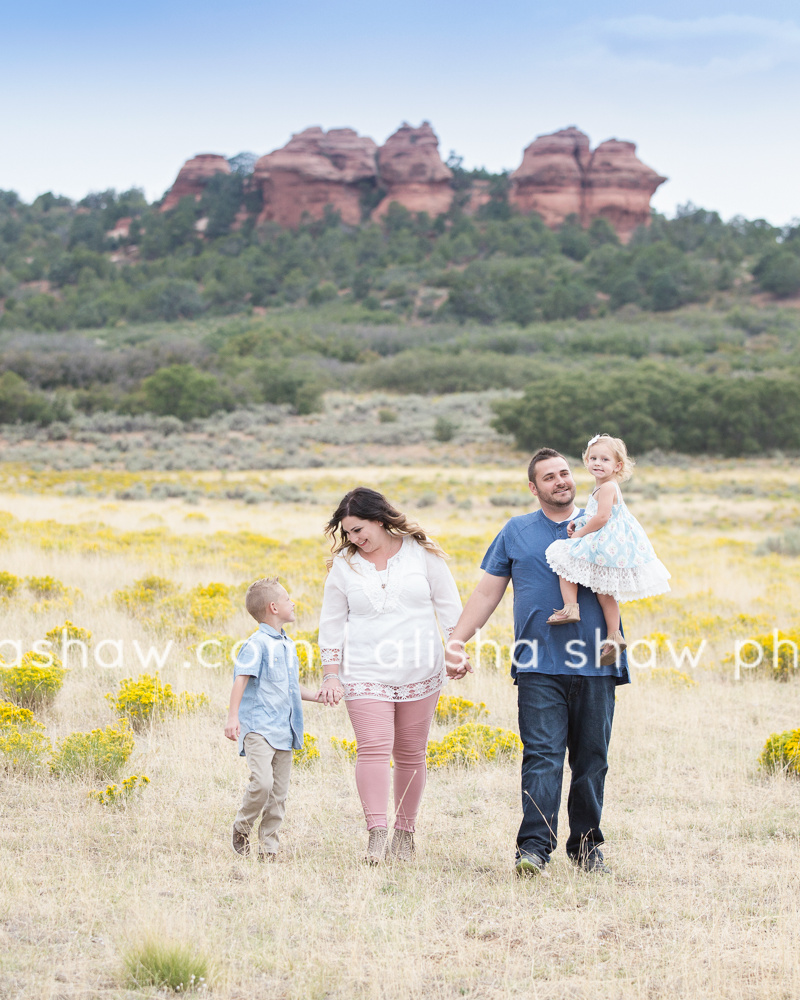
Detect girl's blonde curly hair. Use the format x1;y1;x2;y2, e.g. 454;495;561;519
582;434;635;483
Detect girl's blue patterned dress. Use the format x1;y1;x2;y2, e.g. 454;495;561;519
545;484;670;602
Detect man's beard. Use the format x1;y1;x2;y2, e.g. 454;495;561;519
547;488;575;507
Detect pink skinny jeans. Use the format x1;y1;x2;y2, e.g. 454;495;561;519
346;691;439;832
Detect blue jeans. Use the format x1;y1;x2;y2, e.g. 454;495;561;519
516;672;616;863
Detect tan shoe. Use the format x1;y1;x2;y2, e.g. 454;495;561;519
231;826;250;857
390;828;415;862
365;827;388;865
546;603;581;625
599;630;628;666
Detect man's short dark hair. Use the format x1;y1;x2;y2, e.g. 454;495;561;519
528;448;568;484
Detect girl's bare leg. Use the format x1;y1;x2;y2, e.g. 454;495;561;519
559;577;578;607
596;592;620;635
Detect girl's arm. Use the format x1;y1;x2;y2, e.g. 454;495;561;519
572;482;616;538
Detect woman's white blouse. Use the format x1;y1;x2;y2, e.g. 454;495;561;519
317;537;463;702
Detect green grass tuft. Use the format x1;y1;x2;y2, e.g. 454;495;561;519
123;938;210;992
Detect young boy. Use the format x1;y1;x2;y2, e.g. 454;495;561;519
224;577;320;859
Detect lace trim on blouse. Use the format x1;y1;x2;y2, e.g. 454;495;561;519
342;668;444;703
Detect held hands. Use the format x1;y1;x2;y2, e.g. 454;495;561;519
317;674;344;706
445;639;472;680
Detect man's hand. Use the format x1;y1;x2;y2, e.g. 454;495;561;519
445;639;472;679
224;715;240;741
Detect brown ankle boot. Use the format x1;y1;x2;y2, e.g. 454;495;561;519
390;828;415;862
364;827;388;865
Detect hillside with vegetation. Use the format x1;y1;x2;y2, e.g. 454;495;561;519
1;173;799;457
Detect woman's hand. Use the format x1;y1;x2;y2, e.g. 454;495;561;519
445;639;472;680
318;674;344;705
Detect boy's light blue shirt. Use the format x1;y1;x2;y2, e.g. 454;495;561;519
234;623;304;755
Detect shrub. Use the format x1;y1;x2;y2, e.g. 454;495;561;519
433;416;457;442
123;938;210;992
426;723;522;768
759;728;800;776
107;673;209;730
434;695;488;725
45;621;92;645
330;736;358;761
50;720;134;780
142;364;233;420
293;733;320;767
0;571;21;597
756;530;800;557
723;630;800;681
0;652;66;710
89;774;150;807
295;641;321;683
26;575;66;598
114;576;176;612
489;494;530;507
647;667;698;689
0;698;51;774
187;583;235;625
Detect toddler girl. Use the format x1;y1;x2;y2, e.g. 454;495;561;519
544;434;670;665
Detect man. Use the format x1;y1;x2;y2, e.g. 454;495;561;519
446;448;629;877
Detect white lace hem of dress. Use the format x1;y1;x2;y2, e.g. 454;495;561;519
343;669;444;703
546;549;671;604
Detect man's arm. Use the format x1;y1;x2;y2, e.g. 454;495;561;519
224;675;250;741
445;572;510;677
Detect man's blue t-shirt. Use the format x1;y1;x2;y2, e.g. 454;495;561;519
481;509;630;684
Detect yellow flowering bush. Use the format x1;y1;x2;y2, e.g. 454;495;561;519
0;698;51;774
188;632;238;667
427;723;522;769
114;576;176;613
107;673;209;730
50;720;134;780
0;571;21;597
330;736;357;761
295;642;321;683
648;667;699;689
464;641;512;673
45;621;92;645
722;629;800;681
293;733;320;767
25;575;66;598
89;774;150;806
759;728;800;776
187;583;235;625
0;727;53;774
0;652;66;710
434;695;488;725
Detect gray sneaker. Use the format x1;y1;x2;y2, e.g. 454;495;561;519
514;852;548;878
231;826;250;857
573;851;611;875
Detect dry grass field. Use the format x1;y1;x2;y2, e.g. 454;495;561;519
1;457;799;999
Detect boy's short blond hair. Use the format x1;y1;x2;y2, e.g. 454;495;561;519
245;577;283;621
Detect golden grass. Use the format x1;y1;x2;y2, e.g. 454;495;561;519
1;458;799;998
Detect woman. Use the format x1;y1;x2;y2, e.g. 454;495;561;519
318;487;462;863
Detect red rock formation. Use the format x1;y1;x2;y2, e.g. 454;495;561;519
161;154;230;212
584;139;667;242
509;127;665;240
508;127;591;226
373;122;453;219
253;127;378;227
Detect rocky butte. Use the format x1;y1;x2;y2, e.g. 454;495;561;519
160;154;230;212
508;127;666;241
161;123;666;241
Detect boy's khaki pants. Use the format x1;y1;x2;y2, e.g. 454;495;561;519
233;733;292;854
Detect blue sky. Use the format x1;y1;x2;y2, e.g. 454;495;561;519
2;0;798;223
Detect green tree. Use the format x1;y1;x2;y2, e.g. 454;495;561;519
141;365;233;420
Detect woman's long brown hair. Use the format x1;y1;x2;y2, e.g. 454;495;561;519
325;487;446;561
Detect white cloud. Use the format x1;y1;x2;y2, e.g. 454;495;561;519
580;14;800;75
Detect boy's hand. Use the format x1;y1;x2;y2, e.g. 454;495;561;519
318;675;344;706
224;716;240;741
